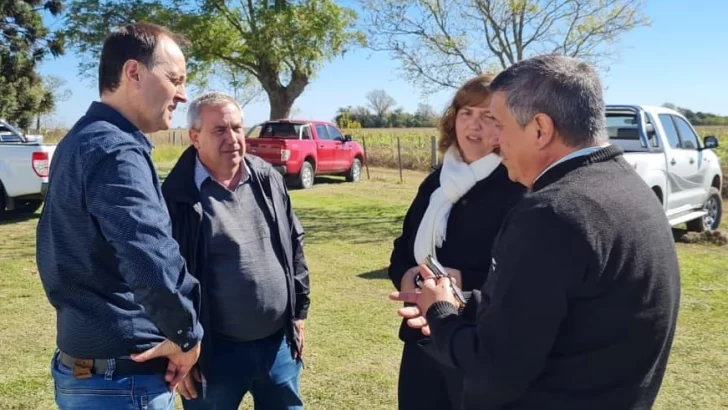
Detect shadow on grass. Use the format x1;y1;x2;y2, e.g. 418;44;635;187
313;176;348;186
295;205;404;245
0;212;39;227
358;267;389;280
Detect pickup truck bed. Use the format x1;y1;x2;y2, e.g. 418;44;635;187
0;120;56;216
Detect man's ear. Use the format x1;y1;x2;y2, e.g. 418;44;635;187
533;113;556;150
122;60;142;88
189;128;200;149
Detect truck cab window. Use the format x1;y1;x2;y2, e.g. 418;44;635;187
658;114;682;149
315;125;331;140
672;116;701;150
327;125;344;141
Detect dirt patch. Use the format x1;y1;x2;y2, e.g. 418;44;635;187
674;229;728;246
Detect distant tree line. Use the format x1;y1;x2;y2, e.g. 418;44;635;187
335;89;439;128
662;103;728;126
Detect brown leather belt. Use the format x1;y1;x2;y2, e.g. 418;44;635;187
59;351;169;378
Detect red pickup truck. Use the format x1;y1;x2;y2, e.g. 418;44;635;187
245;119;365;189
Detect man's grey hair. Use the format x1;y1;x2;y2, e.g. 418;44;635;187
187;91;244;130
489;54;608;147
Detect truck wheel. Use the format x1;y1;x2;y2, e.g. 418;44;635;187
295;161;314;189
686;187;722;232
346;158;362;183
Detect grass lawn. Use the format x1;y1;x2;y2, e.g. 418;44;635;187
0;166;727;409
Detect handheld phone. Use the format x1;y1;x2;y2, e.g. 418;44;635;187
414;255;467;306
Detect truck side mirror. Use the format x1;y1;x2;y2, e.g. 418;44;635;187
703;135;719;149
343;134;352;142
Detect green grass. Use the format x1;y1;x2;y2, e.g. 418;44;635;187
1;166;727;409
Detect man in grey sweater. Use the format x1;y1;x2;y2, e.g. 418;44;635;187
162;91;310;410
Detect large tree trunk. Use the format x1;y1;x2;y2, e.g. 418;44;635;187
267;89;296;120
258;67;309;120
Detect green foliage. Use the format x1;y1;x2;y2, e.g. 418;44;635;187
0;0;65;128
335;104;439;128
62;0;366;119
662;103;728;126
360;0;650;93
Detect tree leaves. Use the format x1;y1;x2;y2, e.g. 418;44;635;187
62;0;366;119
359;0;650;94
0;0;65;128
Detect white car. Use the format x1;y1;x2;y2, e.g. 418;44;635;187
607;104;723;231
0;119;56;217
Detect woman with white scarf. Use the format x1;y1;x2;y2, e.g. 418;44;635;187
387;74;526;410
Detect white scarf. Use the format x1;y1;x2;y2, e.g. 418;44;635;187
413;146;502;264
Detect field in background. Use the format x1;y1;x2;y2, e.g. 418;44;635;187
43;126;728;173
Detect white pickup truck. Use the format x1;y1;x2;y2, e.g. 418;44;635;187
607;105;723;232
0;119;56;217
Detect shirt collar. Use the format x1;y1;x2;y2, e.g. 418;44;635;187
534;143;611;184
86;101;152;152
194;155;251;191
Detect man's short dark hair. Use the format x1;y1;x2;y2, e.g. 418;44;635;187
98;22;188;96
489;54;608;147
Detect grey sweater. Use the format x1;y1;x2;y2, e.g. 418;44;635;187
199;176;289;341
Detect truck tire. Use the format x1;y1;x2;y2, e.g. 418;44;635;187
345;158;362;183
686;187;722;232
294;161;314;189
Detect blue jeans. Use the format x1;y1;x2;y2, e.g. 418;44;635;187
182;331;303;410
50;350;175;410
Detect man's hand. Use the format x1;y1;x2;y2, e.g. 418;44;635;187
390;264;460;335
400;266;421;293
396;266;429;334
443;267;462;288
177;367;202;400
294;320;305;359
131;339;201;391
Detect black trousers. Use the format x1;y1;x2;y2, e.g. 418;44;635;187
398;341;464;410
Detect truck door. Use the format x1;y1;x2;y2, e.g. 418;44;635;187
325;125;350;171
314;124;335;171
671;115;710;208
658;114;705;214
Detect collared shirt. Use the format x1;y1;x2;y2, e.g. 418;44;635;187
194;155;251;191
534;143;612;183
36;101;203;359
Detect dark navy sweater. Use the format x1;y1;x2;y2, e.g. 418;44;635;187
425;145;681;409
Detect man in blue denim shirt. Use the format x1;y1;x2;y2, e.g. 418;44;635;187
36;23;203;410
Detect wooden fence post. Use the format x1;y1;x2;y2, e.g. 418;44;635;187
430;135;438;169
397;136;403;182
362;136;370;180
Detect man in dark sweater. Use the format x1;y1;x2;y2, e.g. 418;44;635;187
391;54;681;409
161;91;310;410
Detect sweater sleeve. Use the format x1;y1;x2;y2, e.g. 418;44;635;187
424;205;588;407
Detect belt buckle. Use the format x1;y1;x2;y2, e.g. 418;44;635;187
72;359;94;379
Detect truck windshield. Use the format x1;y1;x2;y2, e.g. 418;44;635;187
257;123;305;139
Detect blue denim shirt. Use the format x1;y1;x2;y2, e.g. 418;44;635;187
36;102;203;359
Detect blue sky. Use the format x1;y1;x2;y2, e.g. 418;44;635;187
38;0;728;129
